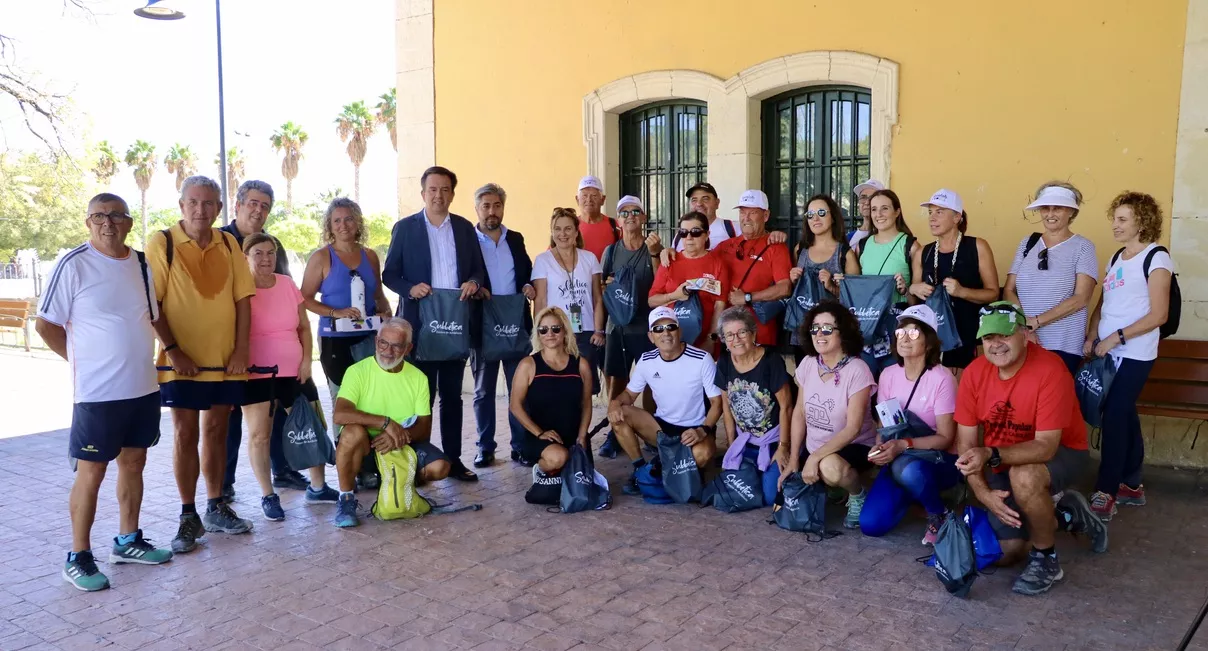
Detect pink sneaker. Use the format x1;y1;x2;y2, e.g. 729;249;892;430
1117;484;1146;506
1089;491;1117;522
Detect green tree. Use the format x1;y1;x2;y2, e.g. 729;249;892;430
271;211;322;259
92;141;120;186
375;88;396;152
0;151;89;260
214;146;245;208
270;121;308;211
124;140;156;247
163;143;198;192
335;101;376;203
363;211;394;253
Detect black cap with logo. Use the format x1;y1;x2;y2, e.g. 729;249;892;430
684;182;718;199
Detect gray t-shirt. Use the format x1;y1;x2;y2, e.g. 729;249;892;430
602;240;655;335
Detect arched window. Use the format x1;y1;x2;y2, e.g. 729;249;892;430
620;101;708;244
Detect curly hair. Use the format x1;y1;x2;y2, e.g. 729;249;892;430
1034;180;1083;220
322;197;366;244
889;317;942;369
548;207;585;249
1107;191;1163;244
801;194;846;250
797;299;864;357
531;306;579;357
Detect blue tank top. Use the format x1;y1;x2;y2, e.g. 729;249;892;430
318;245;379;337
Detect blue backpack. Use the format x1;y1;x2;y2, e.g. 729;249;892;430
634;462;673;504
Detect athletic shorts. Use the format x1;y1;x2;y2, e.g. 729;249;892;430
243;377;318;409
834;443;874;473
336;427;448;471
70;391;161;462
604;329;655;378
984;446;1090;541
159;380;244;410
520;430;573;464
654;417;702;439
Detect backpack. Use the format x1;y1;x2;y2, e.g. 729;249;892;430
161;227;232;268
133;250;155;319
1109;245;1180;338
370;446;432;520
1021;232;1044;260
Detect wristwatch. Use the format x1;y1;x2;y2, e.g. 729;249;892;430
1117;329;1127;344
988;446;1002;469
382;416;391;431
744;292;752;305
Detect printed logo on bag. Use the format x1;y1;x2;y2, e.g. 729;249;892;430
534;472;562;486
669;458;695;476
610;286;634;307
723;473;755;500
428;320;463;335
1077;369;1103;396
286;426;317;445
675;305;692;320
849;306;882;323
573;471;593;485
493;324;520;337
783;495;799;509
795;295;818;309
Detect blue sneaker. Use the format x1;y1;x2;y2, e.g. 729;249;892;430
334;494;360;528
260;494;285;521
599;432;619;459
305;484;340;503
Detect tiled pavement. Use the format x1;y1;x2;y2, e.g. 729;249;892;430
2;378;1207;650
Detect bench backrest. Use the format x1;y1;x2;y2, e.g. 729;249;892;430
1138;339;1208;410
0;299;31;323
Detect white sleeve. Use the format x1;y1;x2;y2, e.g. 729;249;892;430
701;356;722;398
583;250;602;275
848;230;870;248
626;360;648;394
1149;249;1175;274
530;252;550;280
37;257;77;326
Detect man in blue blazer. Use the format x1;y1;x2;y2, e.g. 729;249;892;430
468;183;534;468
383;166;486;482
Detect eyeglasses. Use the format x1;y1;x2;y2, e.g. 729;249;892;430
857;196;873;205
88;211;132;224
895;327;922;341
537;325;563;335
1037;248;1049;271
376;339;406;352
650;323;680;334
677;227;706;239
805;209;829;221
618;209;644;218
808;324;837;336
722;329;752;342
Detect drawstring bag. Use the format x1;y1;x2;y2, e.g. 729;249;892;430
482;294;532;361
928;508;976;596
602;243;643;327
701;459;764;512
282;394;335;471
784;273;825;333
839;275;896;343
524;465;563;505
657;432;702;503
673;292;705;347
752;299;786;325
1075;355;1116;429
416;289;470;361
559;445;612;513
925;287;963;352
371;445;432;520
770;472;833;539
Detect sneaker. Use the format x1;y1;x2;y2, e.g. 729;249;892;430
844;490;867;529
922;511;948;546
271;471;309;491
356;471;381;491
1089;491;1118;522
622;473;641;496
109;530;173;565
598;432;619;459
1012;550;1063;596
1058;490;1109;554
334;494;360;528
1117;483;1146;506
305;484;340;503
171;513;205;554
62;551;109;592
203;502;254;534
221;484;235;504
261;494;285;521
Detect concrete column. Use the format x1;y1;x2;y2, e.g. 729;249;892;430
395;0;436;216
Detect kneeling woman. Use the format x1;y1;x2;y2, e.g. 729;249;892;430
511;307;594;475
858;305;961;544
784;301;878;529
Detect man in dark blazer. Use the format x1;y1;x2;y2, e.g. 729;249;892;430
383;166;486;481
467;183;534;468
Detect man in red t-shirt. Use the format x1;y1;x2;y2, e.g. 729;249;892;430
953;302;1107;596
575;176;665;264
649;212;729;349
713;190;792;346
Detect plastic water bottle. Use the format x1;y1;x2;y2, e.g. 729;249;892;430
349;272;366;320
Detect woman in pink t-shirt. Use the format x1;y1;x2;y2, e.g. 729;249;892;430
244;235;337;521
859;305;961;544
785;301;877;529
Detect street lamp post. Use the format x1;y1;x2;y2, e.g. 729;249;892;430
135;0;230;225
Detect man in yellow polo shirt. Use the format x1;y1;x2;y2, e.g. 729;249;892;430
332;318;452;528
147;175;256;553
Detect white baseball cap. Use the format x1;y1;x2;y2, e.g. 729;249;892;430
897;304;939;334
577;175;603;192
853;179;885;196
648;306;679;328
921;189;964;214
1026;186;1079;211
734;189;769;210
616;195;644;213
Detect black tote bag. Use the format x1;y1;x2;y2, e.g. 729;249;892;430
482;293;532;361
416;289;471;361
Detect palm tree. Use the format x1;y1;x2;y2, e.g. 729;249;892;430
214;146;245;207
375;88;396;152
270;121;308;211
124;140;156;246
163;143;198;192
335;101;376;203
93;141;120;186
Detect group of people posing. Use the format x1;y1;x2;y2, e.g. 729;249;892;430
43;166;1172;600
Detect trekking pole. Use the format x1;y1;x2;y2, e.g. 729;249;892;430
1176;591;1208;651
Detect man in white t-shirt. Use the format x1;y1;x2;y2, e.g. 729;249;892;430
36;193;174;592
607;306;723;494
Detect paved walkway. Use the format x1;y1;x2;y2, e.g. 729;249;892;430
1;350;1206;650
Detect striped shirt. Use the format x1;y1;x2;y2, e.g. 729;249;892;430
425;210;458;290
1008;233;1098;356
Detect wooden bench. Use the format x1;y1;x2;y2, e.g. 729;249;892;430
0;299;34;352
1137;339;1208;449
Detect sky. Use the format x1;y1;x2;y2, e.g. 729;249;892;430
0;0;399;216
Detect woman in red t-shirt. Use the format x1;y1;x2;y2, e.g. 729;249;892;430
649;212;729;349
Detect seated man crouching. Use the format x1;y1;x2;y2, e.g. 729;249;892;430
332;318;451;527
608;306;722;495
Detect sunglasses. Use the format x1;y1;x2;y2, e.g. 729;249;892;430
1038;247;1049;271
651;323;680;334
537;325;563;335
979;305;1024;320
895;327;922;341
618;209;644;218
677;227;707;239
808;324;837;336
805;209;830;221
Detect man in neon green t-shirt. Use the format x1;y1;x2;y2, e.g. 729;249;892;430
332;318;451;527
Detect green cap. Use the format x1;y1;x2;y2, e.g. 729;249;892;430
976;301;1027;339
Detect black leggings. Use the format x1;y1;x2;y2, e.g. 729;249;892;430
318;334;374;387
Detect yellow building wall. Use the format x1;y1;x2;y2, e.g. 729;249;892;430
429;0;1187;282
